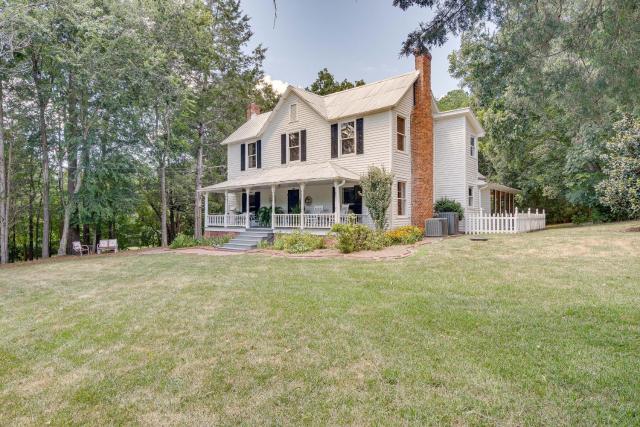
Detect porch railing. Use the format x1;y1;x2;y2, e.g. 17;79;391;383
207;212;370;229
303;214;336;229
273;214;300;228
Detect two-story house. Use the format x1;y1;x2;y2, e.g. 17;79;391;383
200;53;518;237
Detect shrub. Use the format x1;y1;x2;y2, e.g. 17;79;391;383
385;225;424;245
360;166;394;230
331;223;372;253
367;230;392;250
434;197;465;220
272;231;325;253
169;233;231;249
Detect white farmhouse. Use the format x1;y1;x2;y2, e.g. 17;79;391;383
201;53;517;246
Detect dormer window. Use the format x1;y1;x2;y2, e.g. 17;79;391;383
247;142;257;168
341;121;355;155
470;136;476;157
290;104;297;122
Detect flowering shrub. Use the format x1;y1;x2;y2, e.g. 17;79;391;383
331;223;374;253
170;233;231;249
385;226;424;245
272;231;325;253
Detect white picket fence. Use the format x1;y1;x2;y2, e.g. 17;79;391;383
465;208;546;234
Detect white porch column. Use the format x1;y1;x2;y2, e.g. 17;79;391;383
334;181;340;224
204;191;209;228
223;190;228;228
245;187;251;229
271;185;276;231
300;183;305;230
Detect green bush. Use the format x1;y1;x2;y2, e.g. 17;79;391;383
367;230;392;250
169;233;231;249
385;225;424;245
331;223;382;253
272;231;325;253
434;197;465;220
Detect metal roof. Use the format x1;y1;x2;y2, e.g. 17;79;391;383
222;71;421;145
200;161;361;192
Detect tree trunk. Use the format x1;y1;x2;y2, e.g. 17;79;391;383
0;80;7;263
194;124;204;239
160;160;168;247
32;54;50;258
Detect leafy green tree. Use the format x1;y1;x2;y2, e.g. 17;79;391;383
597;114;640;219
307;68;365;95
437;89;471;111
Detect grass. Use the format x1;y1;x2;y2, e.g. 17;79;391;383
1;221;639;425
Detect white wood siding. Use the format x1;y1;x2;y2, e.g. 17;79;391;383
391;89;413;227
464;117;481;215
434;115;466;207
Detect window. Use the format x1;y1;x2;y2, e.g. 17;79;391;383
470;136;476;157
341;121;355;155
290;104;297;122
397;115;406;151
397;181;406;216
468;186;474;207
247;142;257;168
289;131;300;161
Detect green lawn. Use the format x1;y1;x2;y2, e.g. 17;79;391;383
1;222;639;425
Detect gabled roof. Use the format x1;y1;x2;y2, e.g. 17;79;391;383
220;111;271;146
200;161;361;192
434;107;485;137
222;70;423;145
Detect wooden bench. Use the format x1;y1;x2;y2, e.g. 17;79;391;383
97;239;118;254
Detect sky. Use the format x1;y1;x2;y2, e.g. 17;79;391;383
240;0;462;98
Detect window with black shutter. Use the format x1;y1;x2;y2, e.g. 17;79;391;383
356;118;364;154
331;124;338;158
280;134;286;164
256;140;262;168
300;130;307;161
240;143;246;171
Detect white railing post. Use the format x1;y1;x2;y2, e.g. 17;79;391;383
300;183;305;230
203;191;209;228
223;190;228;228
245;188;251;229
271;185;276;231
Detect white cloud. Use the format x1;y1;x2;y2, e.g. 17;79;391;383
259;75;289;94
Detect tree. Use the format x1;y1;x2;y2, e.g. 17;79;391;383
597;114;640;219
306;68;365;96
255;80;281;112
360;166;394;231
437;89;470;111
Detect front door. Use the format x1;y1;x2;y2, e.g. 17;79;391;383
343;185;362;214
287;189;300;213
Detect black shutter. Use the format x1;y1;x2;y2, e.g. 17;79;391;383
241;192;247;213
256;140;262;168
281;134;286;164
301;130;307;162
240;143;246;171
356;118;364;154
331;123;338;158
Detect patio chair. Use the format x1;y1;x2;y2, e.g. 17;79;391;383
72;241;90;256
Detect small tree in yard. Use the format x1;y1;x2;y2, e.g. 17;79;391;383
597;114;640;219
360;166;393;231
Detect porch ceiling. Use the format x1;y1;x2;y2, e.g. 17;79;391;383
201;161;360;192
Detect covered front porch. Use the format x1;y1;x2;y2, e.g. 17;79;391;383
200;162;372;233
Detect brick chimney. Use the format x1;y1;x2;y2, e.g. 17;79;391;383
410;52;434;227
246;103;260;121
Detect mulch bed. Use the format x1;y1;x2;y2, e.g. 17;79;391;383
254;237;442;261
